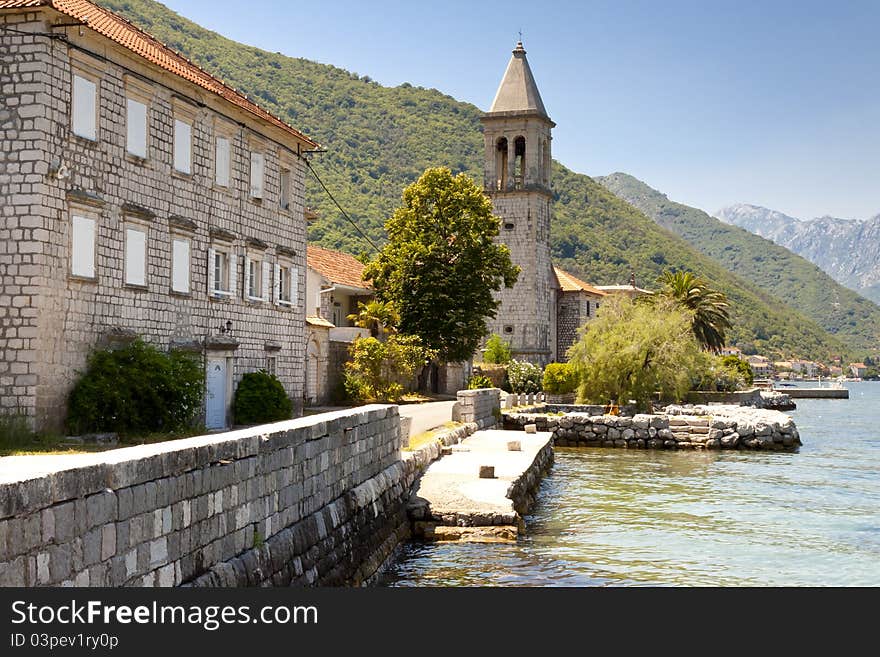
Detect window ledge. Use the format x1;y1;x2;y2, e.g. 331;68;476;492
172;169;193;180
277;300;294;308
124;283;149;291
246;296;268;304
71;133;99;146
209;291;234;302
170;289;192;298
125;153;149;166
68;273;97;283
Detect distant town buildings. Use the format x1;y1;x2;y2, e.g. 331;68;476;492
849;363;867;378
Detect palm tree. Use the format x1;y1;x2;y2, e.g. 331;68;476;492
347;300;400;341
657;270;731;353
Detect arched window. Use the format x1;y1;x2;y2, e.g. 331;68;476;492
542;138;551;187
514;136;525;189
495;137;508;190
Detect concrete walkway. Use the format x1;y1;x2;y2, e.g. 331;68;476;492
409;428;553;539
397;400;456;438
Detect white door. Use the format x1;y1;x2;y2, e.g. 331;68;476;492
206;358;227;430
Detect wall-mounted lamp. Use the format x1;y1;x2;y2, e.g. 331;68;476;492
219;320;233;335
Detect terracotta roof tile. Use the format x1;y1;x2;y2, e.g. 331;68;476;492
0;0;318;148
553;266;606;296
307;245;371;291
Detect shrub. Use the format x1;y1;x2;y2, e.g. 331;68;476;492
482;334;512;365
507;359;543;393
467;374;493;389
720;355;754;386
542;362;578;394
67;339;203;435
233;370;293;425
344;334;435;402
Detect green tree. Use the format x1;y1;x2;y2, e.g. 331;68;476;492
567;296;711;410
720;355;754;386
656;270;732;354
482;334;512;365
347;299;399;341
344;334;436;402
364;167;519;363
233;370;293;425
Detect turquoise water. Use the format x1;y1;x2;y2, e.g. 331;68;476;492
382;382;880;586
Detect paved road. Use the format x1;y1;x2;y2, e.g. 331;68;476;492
397;400;456;438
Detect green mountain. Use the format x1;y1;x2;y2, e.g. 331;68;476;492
97;0;861;360
597;173;880;355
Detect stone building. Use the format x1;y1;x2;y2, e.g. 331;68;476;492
482;41;558;365
0;0;319;431
304;245;373;405
553;267;606;360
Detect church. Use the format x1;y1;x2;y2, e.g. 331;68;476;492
481;42;607;365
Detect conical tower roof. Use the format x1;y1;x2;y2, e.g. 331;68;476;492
488;41;549;120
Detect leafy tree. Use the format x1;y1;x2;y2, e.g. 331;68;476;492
344;334;436;402
364;167;519;363
720;355;754;385
482;334;512;365
655;270;732;353
233;370;293;425
347;299;399;340
567;296;712;410
466;374;494;389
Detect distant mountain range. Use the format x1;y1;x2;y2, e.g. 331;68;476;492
715;204;880;305
597;173;880;355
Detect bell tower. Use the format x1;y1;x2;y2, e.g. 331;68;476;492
481;41;557;364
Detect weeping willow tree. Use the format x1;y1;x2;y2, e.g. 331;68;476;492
567;295;712;410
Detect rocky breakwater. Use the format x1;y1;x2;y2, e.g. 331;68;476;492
505;405;801;451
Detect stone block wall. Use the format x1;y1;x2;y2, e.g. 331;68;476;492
504;405;802;451
1;10;311;430
0;405;407;587
454;388;500;430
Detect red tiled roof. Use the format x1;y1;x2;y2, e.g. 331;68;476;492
0;0;318;148
553;266;606;296
307;245;371;291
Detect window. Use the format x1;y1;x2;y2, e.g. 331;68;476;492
266;357;276;377
274;263;297;306
215;136;230;187
174;119;192;174
503;325;514;334
250;151;264;199
244;256;270;301
72;74;97;140
171;237;190;293
126;97;147;158
124;225;147;286
71;214;96;278
208;247;235;297
279;167;290;210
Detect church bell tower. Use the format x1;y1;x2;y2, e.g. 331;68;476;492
481;41;557;364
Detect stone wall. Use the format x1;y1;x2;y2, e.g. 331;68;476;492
504;404;801;451
0;9;310;430
453;388;501;430
0;405;411;587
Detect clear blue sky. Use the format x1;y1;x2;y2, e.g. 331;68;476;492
163;0;878;220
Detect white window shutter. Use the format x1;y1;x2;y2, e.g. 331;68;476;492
250;152;264;198
228;252;238;295
71;215;96;277
273;264;281;305
290;267;299;307
207;247;216;294
72;75;96;140
243;255;252;299
174;119;192;173
216;137;229;187
125;227;146;286
262;261;271;301
172;238;190;293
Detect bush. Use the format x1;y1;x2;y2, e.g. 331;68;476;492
507;359;543;393
542;362;578;394
233;370;293;425
467;374;493;389
720;355;754;386
67;339;203;435
482;334;512;365
344;334;435;402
